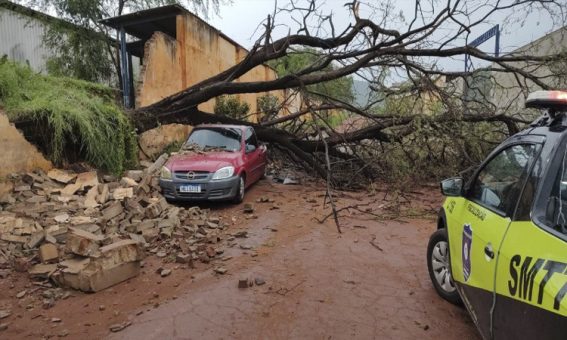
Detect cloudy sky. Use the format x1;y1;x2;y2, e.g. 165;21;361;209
208;0;565;72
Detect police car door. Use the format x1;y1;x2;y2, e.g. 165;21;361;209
494;136;567;339
452;143;538;339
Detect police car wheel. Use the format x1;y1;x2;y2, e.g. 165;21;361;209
427;229;462;305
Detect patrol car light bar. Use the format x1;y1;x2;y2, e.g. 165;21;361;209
526;90;567;109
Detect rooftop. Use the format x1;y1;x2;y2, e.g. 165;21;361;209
100;4;249;56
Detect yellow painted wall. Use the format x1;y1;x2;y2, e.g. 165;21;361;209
136;32;182;108
136;12;299;123
0;111;52;177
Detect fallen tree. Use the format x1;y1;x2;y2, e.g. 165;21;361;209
123;0;566;184
9;1;567;185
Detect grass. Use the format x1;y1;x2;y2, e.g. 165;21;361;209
0;59;137;174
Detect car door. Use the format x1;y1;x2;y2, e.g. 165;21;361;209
493;137;567;339
244;128;264;182
447;142;538;339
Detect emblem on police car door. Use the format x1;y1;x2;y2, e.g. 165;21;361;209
462;224;472;282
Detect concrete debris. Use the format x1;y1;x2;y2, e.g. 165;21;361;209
112;187;134;200
120;177;138;187
47;169;76;184
158;268;172;277
0;163;234;298
0;310;11;320
28;264;57;279
238;278;250;289
39;243;59;263
54;214;70;224
146;153;168;175
109;321;132;333
243;203;254;214
75;171;99;190
125;170;144;182
61;182;81;196
65;228;103;257
214;267;227;275
175;253;192;265
255;277;266;286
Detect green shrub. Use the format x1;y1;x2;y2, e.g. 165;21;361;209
0;60;137;174
214;95;250;120
257;94;280;122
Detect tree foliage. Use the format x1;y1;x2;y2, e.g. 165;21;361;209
268;48;354;103
13;0;228;84
214;95;250;120
257;94;280;122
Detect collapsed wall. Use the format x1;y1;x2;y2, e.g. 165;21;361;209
0;111;52;179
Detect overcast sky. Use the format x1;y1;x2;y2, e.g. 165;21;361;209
208;0;565;72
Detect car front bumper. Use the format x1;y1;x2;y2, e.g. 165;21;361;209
159;176;239;201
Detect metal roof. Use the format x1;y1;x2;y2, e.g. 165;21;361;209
100;4;184;40
100;4;251;55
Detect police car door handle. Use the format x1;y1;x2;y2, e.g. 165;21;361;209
484;245;495;259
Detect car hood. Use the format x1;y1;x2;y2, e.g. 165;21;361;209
166;151;240;172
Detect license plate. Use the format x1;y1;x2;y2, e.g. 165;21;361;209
179;184;201;193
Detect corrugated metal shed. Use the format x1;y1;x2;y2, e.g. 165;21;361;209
0;6;52;73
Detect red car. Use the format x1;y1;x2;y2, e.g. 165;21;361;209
159;124;267;203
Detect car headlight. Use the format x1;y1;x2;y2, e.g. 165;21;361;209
212;166;235;180
160;166;173;180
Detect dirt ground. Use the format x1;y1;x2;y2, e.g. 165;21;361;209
0;179;478;339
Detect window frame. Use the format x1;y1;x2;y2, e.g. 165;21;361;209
465;141;541;218
244;127;259;152
532;132;567;243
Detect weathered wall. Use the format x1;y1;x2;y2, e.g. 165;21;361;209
138;124;193;160
489;27;567;114
136;32;182;108
136;12;298;122
0;111;52;177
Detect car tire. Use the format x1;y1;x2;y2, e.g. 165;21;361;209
232;176;245;204
427;228;462;305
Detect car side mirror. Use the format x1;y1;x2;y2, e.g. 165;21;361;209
440;177;463;197
245;144;257;153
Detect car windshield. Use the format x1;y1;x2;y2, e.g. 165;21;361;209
183;127;242;152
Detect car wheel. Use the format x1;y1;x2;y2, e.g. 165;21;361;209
232;176;245;204
427;228;462;305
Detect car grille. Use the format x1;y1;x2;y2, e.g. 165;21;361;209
174;171;210;180
209;188;231;198
176;191;207;198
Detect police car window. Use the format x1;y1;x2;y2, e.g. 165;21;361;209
542;147;567;235
470;144;536;214
515;155;542;221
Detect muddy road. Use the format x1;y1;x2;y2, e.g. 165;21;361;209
0;179;478;339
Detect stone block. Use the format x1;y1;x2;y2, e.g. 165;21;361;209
97;184;109;204
39;243;59;263
112;187;133;200
75;171;98;190
60;261;140;293
47;169;76;184
65;228;104;257
120;177;138;187
27;231;45;249
102;201;124;220
60;182;81;196
28;263;58;279
125;170;143;182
